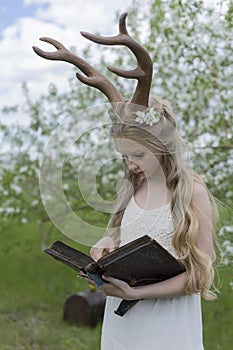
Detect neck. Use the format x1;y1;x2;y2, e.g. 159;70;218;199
145;170;167;186
135;176;171;209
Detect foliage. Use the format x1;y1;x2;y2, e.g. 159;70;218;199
129;0;233;203
0;82;113;246
0;0;232;254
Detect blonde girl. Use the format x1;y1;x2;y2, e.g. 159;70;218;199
33;13;219;350
90;97;219;350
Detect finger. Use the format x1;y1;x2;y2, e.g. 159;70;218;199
79;272;86;277
102;276;122;286
79;272;94;285
103;276;130;293
90;247;104;261
107;246;116;253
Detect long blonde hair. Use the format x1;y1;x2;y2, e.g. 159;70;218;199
107;96;219;300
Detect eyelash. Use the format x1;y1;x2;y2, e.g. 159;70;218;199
133;153;145;158
122;153;145;160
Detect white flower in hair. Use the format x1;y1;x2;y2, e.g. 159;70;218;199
135;107;160;126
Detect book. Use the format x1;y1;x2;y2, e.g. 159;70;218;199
45;235;185;316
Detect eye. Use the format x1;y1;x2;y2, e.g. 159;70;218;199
133;153;145;159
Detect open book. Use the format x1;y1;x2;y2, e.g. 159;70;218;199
45;235;185;316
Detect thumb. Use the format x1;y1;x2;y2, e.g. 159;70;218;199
106;246;115;253
102;275;122;287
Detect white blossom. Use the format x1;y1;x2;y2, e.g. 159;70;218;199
21;217;28;224
31;199;39;207
19;166;28;173
10;184;22;194
6;207;15;214
135;108;160;126
63;183;69;190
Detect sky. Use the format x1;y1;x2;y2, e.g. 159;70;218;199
0;0;134;123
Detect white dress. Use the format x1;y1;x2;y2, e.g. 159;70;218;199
101;196;204;350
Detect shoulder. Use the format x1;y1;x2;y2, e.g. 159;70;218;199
191;180;212;217
191;179;215;258
192;180;209;201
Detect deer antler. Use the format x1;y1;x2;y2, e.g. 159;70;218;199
33;37;124;103
81;12;153;107
33;12;153;108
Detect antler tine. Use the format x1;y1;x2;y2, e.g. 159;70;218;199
32;37;124;103
81;12;153;107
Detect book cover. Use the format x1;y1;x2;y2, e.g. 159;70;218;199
45;235;185;316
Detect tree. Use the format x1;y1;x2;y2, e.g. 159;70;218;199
0;80;124;247
0;0;232;256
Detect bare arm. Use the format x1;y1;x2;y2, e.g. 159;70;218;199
101;182;214;300
90;236;118;261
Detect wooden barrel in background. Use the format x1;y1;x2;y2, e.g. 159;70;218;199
63;289;106;327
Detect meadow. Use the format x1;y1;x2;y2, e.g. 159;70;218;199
0;219;232;350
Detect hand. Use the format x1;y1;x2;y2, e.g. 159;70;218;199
78;273;137;300
78;272;99;291
100;276;137;300
90;236;117;261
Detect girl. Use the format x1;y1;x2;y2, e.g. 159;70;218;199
33;12;219;350
90;97;219;350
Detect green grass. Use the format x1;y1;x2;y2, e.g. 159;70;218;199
0;219;232;349
0;222;101;350
202;266;232;350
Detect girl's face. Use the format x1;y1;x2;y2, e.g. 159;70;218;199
115;138;163;181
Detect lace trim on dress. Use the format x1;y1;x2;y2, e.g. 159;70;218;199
120;196;178;257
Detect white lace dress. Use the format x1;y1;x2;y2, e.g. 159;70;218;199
101;196;204;350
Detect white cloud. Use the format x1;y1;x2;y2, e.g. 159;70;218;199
0;17;72;109
37;3;113;32
24;0;48;5
0;0;133;123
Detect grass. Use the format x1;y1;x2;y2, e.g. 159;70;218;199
202;266;232;350
0;218;232;349
0;222;101;350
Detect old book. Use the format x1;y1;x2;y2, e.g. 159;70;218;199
45;235;185;316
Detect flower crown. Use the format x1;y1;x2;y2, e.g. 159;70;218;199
135;107;160;126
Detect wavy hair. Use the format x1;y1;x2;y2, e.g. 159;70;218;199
106;96;219;300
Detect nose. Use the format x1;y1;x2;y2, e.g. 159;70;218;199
125;159;139;172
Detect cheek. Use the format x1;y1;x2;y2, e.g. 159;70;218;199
145;157;162;172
